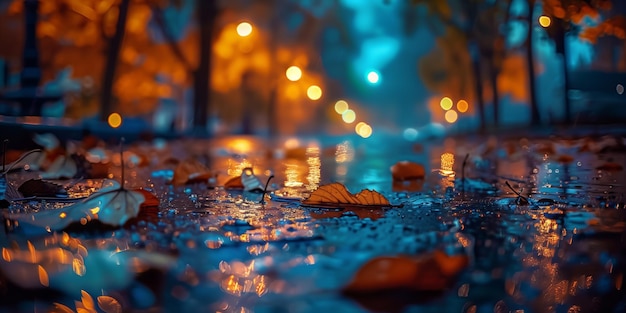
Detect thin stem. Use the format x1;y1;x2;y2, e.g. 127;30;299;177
120;138;125;189
505;180;532;205
3;149;42;174
260;175;274;205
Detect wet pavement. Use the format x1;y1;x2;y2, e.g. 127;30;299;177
1;130;625;313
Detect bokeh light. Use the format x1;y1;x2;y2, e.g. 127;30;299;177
444;110;458;123
440;97;453;110
457;100;469;113
355;122;367;133
356;123;372;138
367;71;380;84
108;113;122;128
617;84;624;95
342;109;356;123
403;128;418;141
334;100;349;114
236;22;253;37
307;85;322;100
286;66;302;81
539;15;551;28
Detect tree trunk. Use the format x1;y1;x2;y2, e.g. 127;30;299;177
562;46;571;125
191;0;217;136
490;66;500;127
99;0;130;121
471;56;487;132
526;0;541;125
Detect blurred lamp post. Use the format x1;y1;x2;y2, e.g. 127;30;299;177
0;0;61;116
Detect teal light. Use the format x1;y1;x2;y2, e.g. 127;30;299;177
366;71;380;84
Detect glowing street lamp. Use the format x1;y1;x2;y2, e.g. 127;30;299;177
539;15;551;28
285;66;302;81
334;100;348;114
108;112;122;128
307;85;322;100
236;22;253;37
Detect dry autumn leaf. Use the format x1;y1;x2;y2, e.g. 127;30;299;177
171;158;213;185
97;295;122;313
7;180;157;234
302;182;392;208
344;250;469;293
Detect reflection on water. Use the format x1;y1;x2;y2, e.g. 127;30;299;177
1;134;625;312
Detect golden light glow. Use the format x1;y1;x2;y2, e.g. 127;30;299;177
457;100;469;113
440;152;455;176
440;97;453;110
539;15;551;28
334;100;349;114
285;66;302;81
306;147;321;191
307;85;322;100
59;212;67;219
107;113;122;128
355;122;367;133
236;22;253;37
342;109;356;123
90;207;100;215
356;123;372;138
445;110;458;123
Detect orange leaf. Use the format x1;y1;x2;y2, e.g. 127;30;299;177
302;183;391;208
344;250;468;293
171;159;213;186
97;295;122;313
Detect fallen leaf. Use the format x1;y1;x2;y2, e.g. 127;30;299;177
40;155;77;179
17;179;68;198
81;290;95;310
171;158;213;185
344;250;468;293
97;295;122;313
7;180;149;234
302;182;391;208
224;167;268;192
390;161;425;181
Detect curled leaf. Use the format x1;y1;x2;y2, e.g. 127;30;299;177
97;295;122;313
302;183;391;208
81;290;95;310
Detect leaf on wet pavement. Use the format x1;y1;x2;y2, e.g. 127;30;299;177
17;179;68;198
171;158;213;185
224;167;268;192
344;250;469;293
302;182;391;208
97;295;122;313
7;180;157;234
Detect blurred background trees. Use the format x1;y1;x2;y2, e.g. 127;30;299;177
0;0;624;137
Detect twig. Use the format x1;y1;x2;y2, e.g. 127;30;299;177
120;138;125;189
505;181;531;205
260;175;275;205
